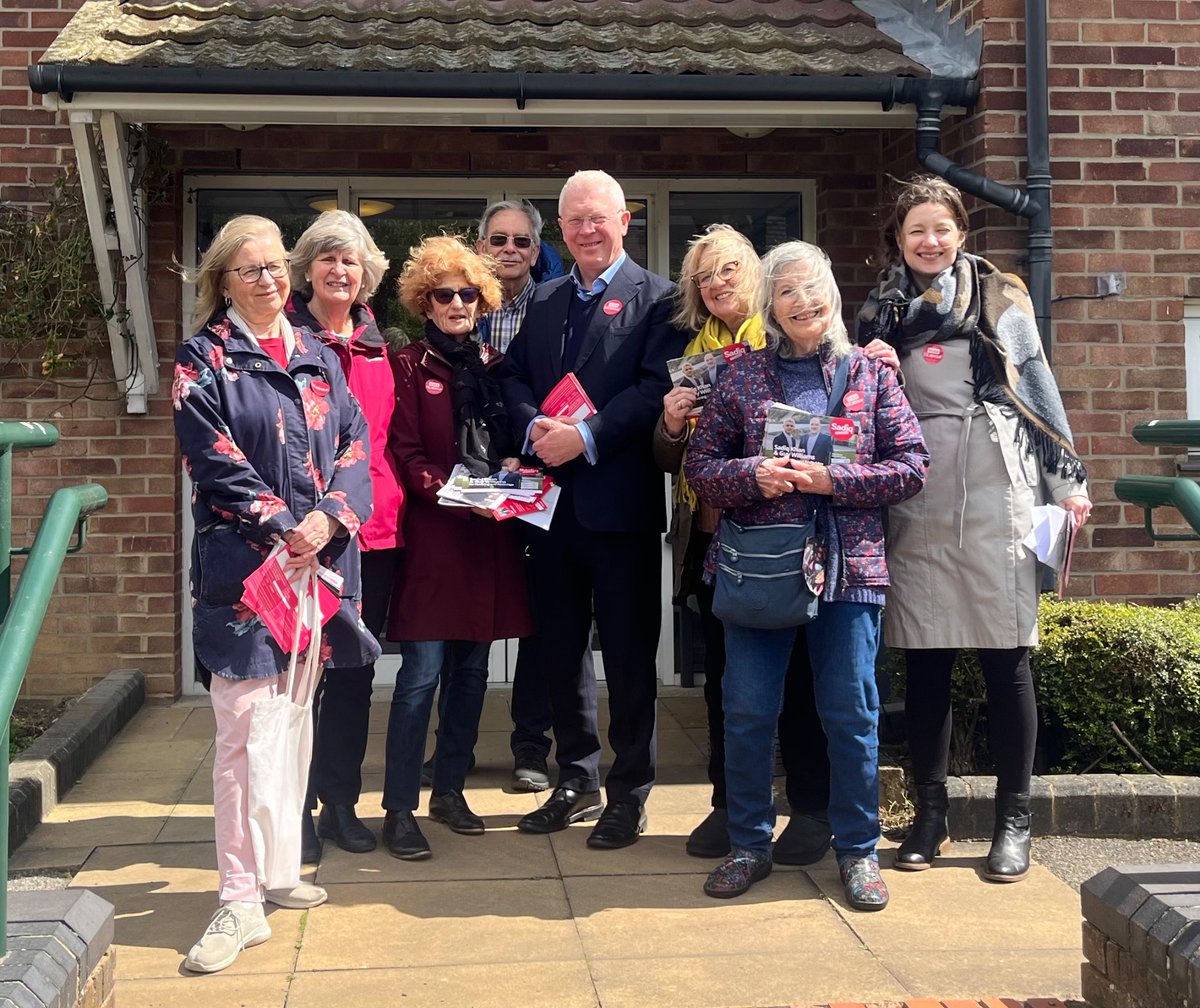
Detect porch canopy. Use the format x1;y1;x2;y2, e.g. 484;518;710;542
28;0;980;405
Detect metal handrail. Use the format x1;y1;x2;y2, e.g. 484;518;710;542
1114;420;1200;541
0;422;107;956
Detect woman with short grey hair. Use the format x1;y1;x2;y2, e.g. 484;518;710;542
286;210;403;864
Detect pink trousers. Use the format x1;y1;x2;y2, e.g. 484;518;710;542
210;673;282;904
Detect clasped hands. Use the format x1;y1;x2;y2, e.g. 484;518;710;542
283;510;340;573
755;456;834;499
530;416;586;467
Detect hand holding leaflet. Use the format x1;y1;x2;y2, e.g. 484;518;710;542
1022;504;1078;596
242;542;341;652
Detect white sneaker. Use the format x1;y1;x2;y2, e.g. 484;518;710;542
183;901;271;974
265;882;327;909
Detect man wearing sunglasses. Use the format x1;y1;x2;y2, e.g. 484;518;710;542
501;170;687;851
475;199;543;355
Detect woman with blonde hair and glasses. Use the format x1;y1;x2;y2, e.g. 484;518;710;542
380;235;532;860
653;225;832;866
173;214;376;972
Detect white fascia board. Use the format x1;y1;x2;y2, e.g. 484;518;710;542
43;92;959;129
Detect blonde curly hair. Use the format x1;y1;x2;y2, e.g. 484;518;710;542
397;235;502;319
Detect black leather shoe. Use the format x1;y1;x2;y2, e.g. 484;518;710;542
587;800;647;849
382;810;431;860
895;782;950;871
983;791;1031;883
301;812;322;865
685;808;730;858
421;753;478;788
517;787;603;834
317;803;377;854
428;790;485;835
773;810;832;866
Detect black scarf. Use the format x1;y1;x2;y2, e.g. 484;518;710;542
423;320;515;476
857;252;1087;485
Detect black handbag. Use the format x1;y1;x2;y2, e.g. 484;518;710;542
711;517;820;629
710;354;853;630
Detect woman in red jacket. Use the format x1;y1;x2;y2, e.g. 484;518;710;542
382;235;533;860
287;210;402;861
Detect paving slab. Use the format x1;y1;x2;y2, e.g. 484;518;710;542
35;693;1086;1007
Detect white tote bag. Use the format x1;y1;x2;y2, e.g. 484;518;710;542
246;567;323;893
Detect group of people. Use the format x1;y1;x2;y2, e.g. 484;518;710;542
172;169;1091;972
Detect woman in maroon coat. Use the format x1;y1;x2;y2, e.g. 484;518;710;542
382;235;533;860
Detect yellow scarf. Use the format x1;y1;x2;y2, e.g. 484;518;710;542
674;313;767;510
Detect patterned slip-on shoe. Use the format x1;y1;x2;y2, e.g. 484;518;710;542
838;854;890;912
703;847;773;899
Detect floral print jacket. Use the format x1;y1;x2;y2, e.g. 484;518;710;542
172;312;380;681
684;346;929;599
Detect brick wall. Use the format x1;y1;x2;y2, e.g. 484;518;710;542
2;0;1198;698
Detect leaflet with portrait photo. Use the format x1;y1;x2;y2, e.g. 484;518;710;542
666;342;751;416
760;403;859;466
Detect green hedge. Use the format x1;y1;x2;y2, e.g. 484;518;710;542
888;596;1200;776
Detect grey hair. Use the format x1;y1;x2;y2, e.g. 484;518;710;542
558;170;626;214
478;199;542;245
758;241;851;359
290;209;390;303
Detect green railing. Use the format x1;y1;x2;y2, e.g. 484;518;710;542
1113;420;1200;540
0;422;107;956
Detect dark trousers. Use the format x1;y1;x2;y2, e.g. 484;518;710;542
307;547;398;808
526;502;661;807
691;530;830;813
509;638;595;758
903;646;1036;795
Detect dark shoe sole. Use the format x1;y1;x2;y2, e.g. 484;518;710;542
517;803;603;834
428;811;485;836
385;843;432;861
587;811;647;850
892;837;949;872
316;825;377;854
982;867;1029;883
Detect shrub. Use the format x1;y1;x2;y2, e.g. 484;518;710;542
887;595;1200;777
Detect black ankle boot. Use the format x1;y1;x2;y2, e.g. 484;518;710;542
895;782;949;871
984;791;1030;883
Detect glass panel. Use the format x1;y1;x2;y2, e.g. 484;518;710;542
357;197;487;343
667;192;802;279
194;189;336;257
525;197;649;279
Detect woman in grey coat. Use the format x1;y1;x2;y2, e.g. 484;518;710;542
857;176;1091;883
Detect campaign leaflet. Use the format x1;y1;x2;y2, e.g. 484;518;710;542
241;543;341;653
436;463;559;526
759;403;859;466
666;342;751;416
540;372;597;421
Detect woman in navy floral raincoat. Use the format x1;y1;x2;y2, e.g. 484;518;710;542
172;215;377;975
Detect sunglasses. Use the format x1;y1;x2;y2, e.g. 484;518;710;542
486;233;534;249
428;287;481;306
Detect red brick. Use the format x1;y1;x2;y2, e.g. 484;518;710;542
1114;45;1177;65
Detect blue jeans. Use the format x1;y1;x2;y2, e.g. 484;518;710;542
723;601;881;858
382;640;489;811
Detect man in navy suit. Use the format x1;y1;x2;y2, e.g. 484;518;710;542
802;415;834;465
501;170;686;849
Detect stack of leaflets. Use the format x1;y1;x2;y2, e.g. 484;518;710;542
666;342;751;416
437;463;559;527
760;403;860;466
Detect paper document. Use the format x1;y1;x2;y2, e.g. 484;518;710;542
241;543;341;651
1023;505;1078;596
541;372;597;422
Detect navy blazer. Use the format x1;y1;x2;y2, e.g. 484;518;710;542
500;257;686;533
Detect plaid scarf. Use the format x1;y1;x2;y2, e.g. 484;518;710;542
858;252;1086;485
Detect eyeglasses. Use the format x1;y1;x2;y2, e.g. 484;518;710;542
693;261;740;288
224;260;290;284
428;287;481;305
561;215;614;231
486;233;534;250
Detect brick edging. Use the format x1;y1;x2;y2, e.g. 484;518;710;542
946;773;1200;840
8;668;145;855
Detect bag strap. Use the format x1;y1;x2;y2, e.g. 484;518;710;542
825;354;853;418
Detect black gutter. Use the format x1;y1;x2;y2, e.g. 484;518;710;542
28;64;977;109
907;0;1054;358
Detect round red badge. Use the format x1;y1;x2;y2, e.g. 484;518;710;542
424;379;445;395
829;417;856;441
923;344;944;364
602;299;623;316
842;390;864;412
310;379;330;397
